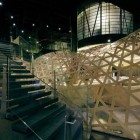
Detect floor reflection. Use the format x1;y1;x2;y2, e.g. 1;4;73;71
90;130;132;140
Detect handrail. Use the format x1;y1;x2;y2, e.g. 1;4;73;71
0;51;45;139
0;43;84;139
10;110;43;140
28;70;84;123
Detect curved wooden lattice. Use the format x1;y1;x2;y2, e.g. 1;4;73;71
33;29;140;139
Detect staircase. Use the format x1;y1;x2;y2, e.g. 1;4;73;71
0;42;83;140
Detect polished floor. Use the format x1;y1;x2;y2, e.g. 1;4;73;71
90;131;132;140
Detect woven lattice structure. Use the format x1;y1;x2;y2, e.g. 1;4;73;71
33;29;140;139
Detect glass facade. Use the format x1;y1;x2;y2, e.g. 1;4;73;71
77;2;133;40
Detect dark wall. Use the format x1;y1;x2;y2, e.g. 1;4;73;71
0;7;11;43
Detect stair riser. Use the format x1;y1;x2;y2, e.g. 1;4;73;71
9;75;34;81
10;66;26;69
9;92;28;98
10;70;30;73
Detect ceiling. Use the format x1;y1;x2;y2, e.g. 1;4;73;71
2;0;139;27
0;0;140;42
3;0;73;29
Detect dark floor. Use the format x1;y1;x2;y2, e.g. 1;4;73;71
90;131;132;140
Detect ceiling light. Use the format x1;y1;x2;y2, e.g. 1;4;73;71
13;23;16;26
0;2;3;6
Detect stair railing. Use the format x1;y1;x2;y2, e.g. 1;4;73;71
11;43;33;72
26;70;84;139
28;67;85;139
0;54;9;118
3;42;85;139
0;51;46;139
10;110;44;140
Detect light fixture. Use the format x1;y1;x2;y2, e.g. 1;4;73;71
11;16;14;19
21;30;24;33
29;36;31;39
107;39;111;43
0;2;3;6
69;30;71;33
13;23;16;26
58;27;61;30
46;25;49;28
32;23;35;27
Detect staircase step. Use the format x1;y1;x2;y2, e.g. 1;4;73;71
9;80;40;88
9;75;34;81
12;103;66;134
10;69;30;73
0;60;23;65
9;91;51;106
6;97;58;121
9;85;45;98
26;110;66;140
10;65;26;69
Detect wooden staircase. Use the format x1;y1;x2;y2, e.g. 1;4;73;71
0;42;83;140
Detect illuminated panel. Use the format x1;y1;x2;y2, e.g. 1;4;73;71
77;2;133;40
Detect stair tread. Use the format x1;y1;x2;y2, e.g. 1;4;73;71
9;85;46;98
9;79;40;85
12;103;66;134
10;69;30;73
27;111;66;140
10;65;26;69
9;91;51;106
10;75;34;77
9;85;45;91
6;97;58;120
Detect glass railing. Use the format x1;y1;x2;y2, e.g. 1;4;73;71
0;50;48;140
0;46;84;140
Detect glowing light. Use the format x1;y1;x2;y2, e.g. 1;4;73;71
13;23;16;26
107;39;111;43
0;2;3;6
